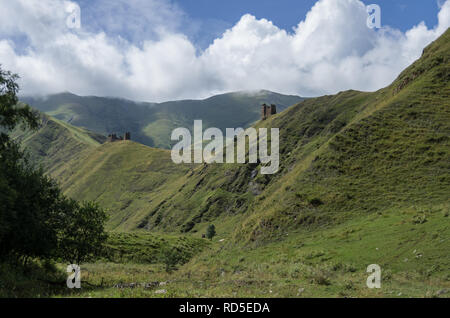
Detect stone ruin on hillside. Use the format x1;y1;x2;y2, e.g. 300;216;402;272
261;103;277;120
107;132;131;142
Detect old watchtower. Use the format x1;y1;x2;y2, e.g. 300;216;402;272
107;132;131;142
261;103;277;120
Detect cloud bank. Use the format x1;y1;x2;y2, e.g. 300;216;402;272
0;0;449;101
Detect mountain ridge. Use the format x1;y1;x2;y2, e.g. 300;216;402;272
21;90;304;149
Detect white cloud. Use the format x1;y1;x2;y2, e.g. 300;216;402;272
0;0;449;101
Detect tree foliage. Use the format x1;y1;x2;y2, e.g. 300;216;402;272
56;200;108;264
206;224;216;240
0;65;108;264
0;67;38;146
159;246;183;273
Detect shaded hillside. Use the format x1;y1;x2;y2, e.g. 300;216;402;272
49;141;194;231
22;90;303;149
10;113;106;174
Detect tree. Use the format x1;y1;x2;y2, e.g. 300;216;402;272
56;200;108;265
206;224;216;240
159;246;182;273
0;66;38;146
0;65;108;265
1;154;62;260
0;66;43;260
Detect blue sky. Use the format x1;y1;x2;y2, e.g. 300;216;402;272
178;0;440;32
1;0;448;101
177;0;442;48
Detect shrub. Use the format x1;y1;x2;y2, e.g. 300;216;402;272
206;224;216;240
412;214;428;224
308;266;332;285
159;246;183;273
309;197;324;207
56;200;109;264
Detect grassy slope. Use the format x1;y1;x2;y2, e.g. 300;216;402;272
10;112;195;231
10;114;106;174
50;141;194;231
22;90;303;149
53;204;448;298
0;231;208;297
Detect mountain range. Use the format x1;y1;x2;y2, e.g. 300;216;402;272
22;90;303;149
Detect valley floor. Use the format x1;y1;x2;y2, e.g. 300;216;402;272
7;204;446;298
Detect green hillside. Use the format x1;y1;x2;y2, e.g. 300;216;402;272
51;141;193;230
10;113;106;174
22;90;303;149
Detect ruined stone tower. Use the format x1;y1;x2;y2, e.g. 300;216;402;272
107;132;130;142
270;104;277;115
261;103;277;120
261;103;269;120
107;133;119;142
